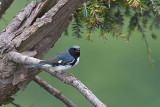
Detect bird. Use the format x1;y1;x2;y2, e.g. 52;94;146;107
25;45;80;72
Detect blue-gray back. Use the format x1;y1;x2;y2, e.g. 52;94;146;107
43;49;74;64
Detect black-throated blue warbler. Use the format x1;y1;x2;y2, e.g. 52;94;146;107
25;45;80;72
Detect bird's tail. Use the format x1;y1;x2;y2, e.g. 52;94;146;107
24;63;46;68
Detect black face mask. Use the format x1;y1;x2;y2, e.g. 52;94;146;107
69;48;80;58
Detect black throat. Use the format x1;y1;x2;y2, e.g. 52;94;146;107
69;48;80;59
68;48;80;66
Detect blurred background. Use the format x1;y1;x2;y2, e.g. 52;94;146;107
1;0;160;107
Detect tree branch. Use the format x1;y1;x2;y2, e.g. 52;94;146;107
11;101;33;107
7;51;106;107
138;24;152;66
33;76;76;107
44;71;106;107
11;102;23;107
0;0;88;105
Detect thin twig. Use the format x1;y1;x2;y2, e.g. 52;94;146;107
7;51;106;107
143;34;153;66
33;76;77;107
138;25;153;66
11;102;33;107
11;102;23;107
44;70;106;107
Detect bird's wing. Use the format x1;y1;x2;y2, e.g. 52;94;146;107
41;50;74;66
42;55;59;64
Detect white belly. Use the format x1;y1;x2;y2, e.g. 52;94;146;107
43;57;80;72
54;65;72;72
73;57;79;67
43;64;72;72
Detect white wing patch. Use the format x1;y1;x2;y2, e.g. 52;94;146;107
58;60;62;63
43;57;80;72
54;57;80;72
43;64;52;67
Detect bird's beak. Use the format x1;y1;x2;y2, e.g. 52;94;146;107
76;48;80;52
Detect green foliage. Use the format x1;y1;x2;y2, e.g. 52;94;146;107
72;10;83;38
127;0;140;8
70;0;160;66
71;0;160;41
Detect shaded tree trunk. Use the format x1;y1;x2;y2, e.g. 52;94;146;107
0;0;14;18
0;0;86;105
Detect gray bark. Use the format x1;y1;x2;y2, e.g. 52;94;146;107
34;76;77;107
0;0;86;105
7;51;106;107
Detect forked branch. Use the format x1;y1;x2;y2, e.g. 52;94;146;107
33;76;77;107
7;51;106;107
